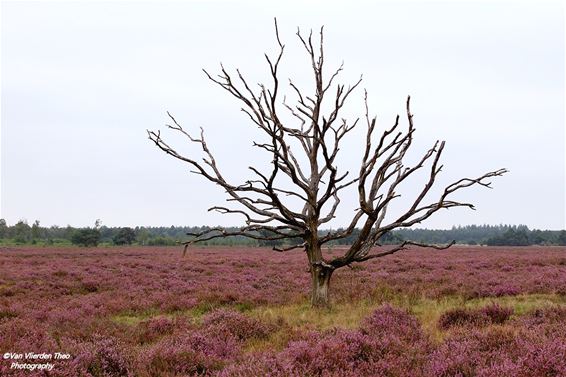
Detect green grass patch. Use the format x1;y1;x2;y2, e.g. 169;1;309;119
109;292;565;350
249;299;378;332
399;293;565;341
246;292;565;346
465;293;566;315
110;302;222;327
111;309;165;326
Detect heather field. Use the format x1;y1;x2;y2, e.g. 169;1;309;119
1;246;565;376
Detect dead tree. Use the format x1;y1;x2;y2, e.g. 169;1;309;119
148;20;507;307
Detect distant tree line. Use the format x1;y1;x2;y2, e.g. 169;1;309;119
396;225;566;246
0;219;565;247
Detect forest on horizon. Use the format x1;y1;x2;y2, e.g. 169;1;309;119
1;219;565;248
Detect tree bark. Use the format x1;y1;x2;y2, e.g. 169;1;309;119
310;264;333;307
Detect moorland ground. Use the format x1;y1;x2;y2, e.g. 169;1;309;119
0;245;565;376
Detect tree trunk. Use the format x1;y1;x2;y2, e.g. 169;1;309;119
310;264;333;307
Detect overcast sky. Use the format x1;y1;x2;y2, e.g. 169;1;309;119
1;0;564;229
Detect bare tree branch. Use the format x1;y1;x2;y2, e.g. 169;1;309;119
149;19;507;307
354;240;456;262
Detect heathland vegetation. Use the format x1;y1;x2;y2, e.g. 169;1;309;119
0;245;564;376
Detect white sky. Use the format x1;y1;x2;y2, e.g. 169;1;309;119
1;0;564;229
